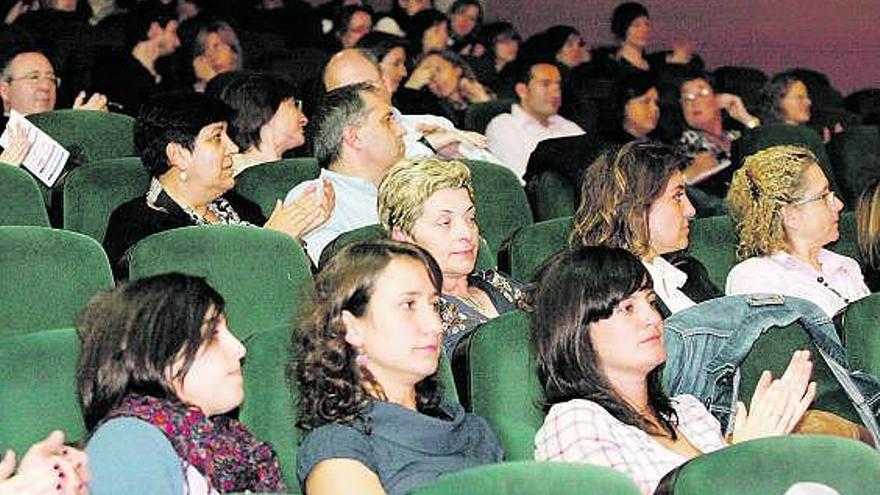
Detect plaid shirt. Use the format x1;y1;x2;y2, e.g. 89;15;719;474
534;395;727;494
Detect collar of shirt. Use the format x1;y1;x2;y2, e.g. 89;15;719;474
643;256;688;290
510;103;565;131
769;249;848;276
321;167;378;195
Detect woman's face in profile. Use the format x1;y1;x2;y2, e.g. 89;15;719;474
782;163;843;250
180;121;239;197
780;81;812;125
422;21;449;53
623;87;659;138
380;47;408;94
646;170;696;256
202;32;239;74
169;311;247;417
265;97;308;153
589;289;665;379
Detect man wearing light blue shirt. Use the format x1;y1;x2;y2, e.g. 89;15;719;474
285;82;405;262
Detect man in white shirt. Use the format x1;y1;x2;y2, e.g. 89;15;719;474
284;81;405;262
485;60;584;182
323;48;501;162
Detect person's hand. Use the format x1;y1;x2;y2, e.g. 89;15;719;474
681;152;718;184
3;0;36;25
0;123;32;166
72;92;108;112
192;55;217;85
264;180;335;240
716;93;758;127
732;350;817;444
419;124;489;155
667;40;694;64
404;61;436;90
823;122;845;143
459;77;492;104
6;431;90;495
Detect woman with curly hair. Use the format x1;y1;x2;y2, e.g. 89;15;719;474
726;145;868;316
571;141;721;316
293;240;503;495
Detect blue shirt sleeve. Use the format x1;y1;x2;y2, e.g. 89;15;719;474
296;423;378;490
86;418;185;495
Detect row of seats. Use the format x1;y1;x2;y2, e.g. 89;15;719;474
0;154;532;257
3;310;880;494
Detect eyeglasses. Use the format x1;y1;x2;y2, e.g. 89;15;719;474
6;73;61;87
680;87;712;103
790;189;836;207
293;99;303;112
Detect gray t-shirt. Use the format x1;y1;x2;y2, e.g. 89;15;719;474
297;401;503;495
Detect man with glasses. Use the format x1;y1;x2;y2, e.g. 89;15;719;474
0;49;107;120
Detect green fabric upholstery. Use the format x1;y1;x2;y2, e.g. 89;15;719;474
507;216;573;282
842;292;880;378
234;158;321;217
527;171;577;222
240;324;461;492
738;321;860;425
465;159;533;253
129;225;312;340
828;210;861;263
0;328;86;456
26;110;135;164
826;125;880;204
0;226;113;338
734;123;840;197
62;157;150;242
317;224;496;272
0;165;50;226
687;215;738;290
463;98;515;134
663;435;880;495
411;461;641;495
467;310;544;461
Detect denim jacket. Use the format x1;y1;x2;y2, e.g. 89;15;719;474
662;294;880;445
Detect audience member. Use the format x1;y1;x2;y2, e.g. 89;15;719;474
189;20;242;92
379;157;529;354
532;245;816;495
608;2;696;76
571;141;721;316
485;59;583;181
356;31;409;95
521;25;588;76
329;5;374;51
284;82;405;262
104;92;332;278
90;1;180;116
476;21;520;94
0;431;89;495
446;0;482;54
677;72;759;197
759;71;844;143
79;273;287;494
726;145;868;316
856;178;880;292
405;9;449;57
293;240;503;495
218;72;310;176
397;49;493;127
375;0;433;37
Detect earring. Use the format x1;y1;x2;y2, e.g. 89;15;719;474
179;170;188;184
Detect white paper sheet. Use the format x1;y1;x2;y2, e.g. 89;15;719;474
0;110;70;187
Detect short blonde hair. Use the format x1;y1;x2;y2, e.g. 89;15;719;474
726;145;819;261
378;157;475;237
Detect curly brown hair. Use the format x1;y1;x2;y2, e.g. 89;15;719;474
293;240;444;433
726;145;818;261
571;141;685;258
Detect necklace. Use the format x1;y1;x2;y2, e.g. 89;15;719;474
817;276;850;304
459;292;489;314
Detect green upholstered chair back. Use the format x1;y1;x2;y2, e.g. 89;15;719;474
0;226;114;338
842;292;880;378
0;328;86;456
62;157;150;242
466;310;544;461
738;321;860;425
526;170;577;222
317;224;496;273
411;461;641;495
27;110;136;164
829;210;861;263
240;324;461;492
659;435;880;495
128;225;313;340
508;216;573;282
687;215;738;290
733;123;840;197
465;159;533;253
234;158;321;217
463;98;515;134
826;125;880;205
0;165;50;226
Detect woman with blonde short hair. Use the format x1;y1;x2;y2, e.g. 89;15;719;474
726;145;868;316
379;157;527;354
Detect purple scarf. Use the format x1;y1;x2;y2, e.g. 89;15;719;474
104;394;287;493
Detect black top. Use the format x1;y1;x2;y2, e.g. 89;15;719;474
90;48;168;117
103;188;265;279
656;251;724;318
394;88;464;128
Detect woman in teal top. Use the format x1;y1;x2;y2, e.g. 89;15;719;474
294;240;503;495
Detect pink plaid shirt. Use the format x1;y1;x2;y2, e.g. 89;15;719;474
534;394;727;494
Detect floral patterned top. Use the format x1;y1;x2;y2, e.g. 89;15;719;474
438;269;529;355
677;128;741;198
